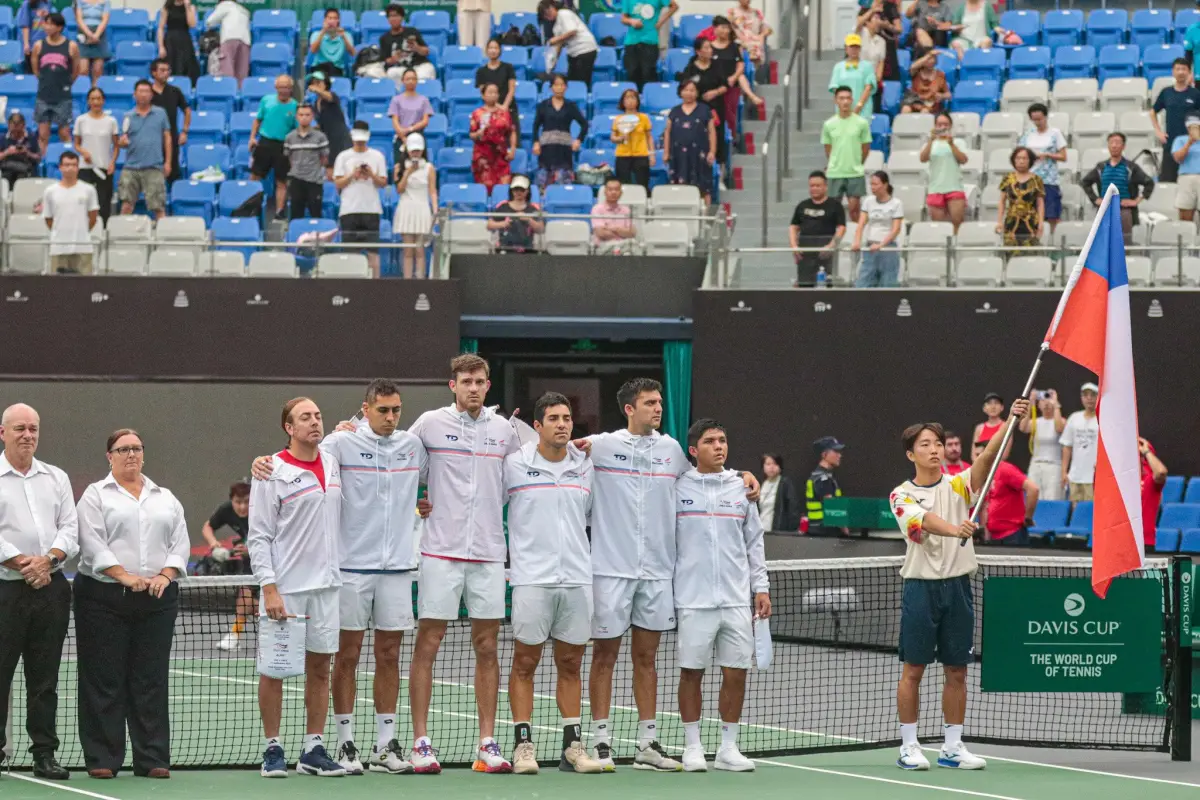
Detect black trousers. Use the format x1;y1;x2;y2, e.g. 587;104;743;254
566;49;597;85
0;573;71;757
79;168;114;223
74;575;178;774
616;155;650;190
624;43;659;90
1160;144;1179;183
288;179;323;220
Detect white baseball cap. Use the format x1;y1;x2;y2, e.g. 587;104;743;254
1081;382;1099;393
350;128;371;143
405;132;425;152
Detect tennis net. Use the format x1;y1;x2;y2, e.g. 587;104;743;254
6;555;1184;769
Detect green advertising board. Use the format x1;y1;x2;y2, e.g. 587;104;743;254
982;577;1163;693
822;497;893;531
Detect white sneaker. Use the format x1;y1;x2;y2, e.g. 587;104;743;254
897;742;930;770
410;740;441;774
560;740;604;773
368;740;414;774
473;741;512;773
633;741;682;772
681;744;707;773
938;743;986;770
512;741;538;775
714;745;754;772
590;742;616;772
336;742;364;775
216;632;240;651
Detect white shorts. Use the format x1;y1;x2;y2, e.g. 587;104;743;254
339;571;415;632
511;585;593;646
1027;461;1064;502
260;587;340;654
417;556;506;621
677;607;754;670
591;576;675;638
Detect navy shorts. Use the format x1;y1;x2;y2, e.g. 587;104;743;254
1043;184;1062;222
899;574;974;667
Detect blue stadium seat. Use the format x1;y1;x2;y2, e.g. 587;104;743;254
169;180;217;224
663;47;694;81
675;14;712;48
0;74;37;109
586;114;617;148
1028;500;1070;540
960;47;1005;82
167;75;193;104
250;43;292;78
880;81;901;116
96;75;137;116
187;144;232;176
218;179;264;221
869;114;890;157
498;11;537;35
538;80;588;107
543;184;594;217
1043;9;1084;48
416;79;444;112
240;76;274;111
408;10;450;51
308;8;356;35
594;47;619;83
356;112;394;152
1131;9;1171;50
354;78;397;115
935;51;959;89
1159;503;1200;532
0;40;21;70
578;148;614;169
513;81;537;119
589;13;625;45
41;143;76;179
998;10;1040;47
500;45;530;80
593;81;637;116
252;9;299;47
530;46;568;75
1163;475;1185;505
1176;9;1200;44
1143;44;1185;85
1087;9;1128;48
643;82;679;114
188;111;227;147
359;10;390;45
423;113;447;157
212;216;262;262
70;75;92;115
1054;45;1097;79
0;7;13;40
441;182;489;212
894;50;912;84
950;80;999;115
449;111;472;147
446;79;482;116
1185;478;1200;504
436;147;473;185
106;8;151;50
444;46;484;82
1058;501;1093;538
321;182;339;219
1181;528;1200;554
1009;46;1052;81
195;76;238;116
1098;44;1140;82
232;144;251;179
1156;528;1181;552
228;111;255;151
510;148;529;175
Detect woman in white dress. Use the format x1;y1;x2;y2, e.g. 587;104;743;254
1018;387;1066;501
393;132;437;279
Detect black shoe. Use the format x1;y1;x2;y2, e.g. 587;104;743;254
33;754;70;780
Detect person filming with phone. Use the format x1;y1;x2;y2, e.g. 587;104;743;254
1018;388;1066;501
919;111;967;232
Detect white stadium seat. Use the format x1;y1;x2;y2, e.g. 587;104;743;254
5;214;50;274
205;250;246;276
1154;255;1200;286
104;246;147;275
316;253;371;278
147;249;197;277
1002;79;1049;112
905;222;954;286
642;220;690;257
544;220;591;255
445;218;492;254
1100;78;1149;113
1072;112;1117;153
1051;79;1099;115
980;112;1025;152
890;113;933;152
886;151;927;188
955;256;1003;287
247;251;297;277
1006;255;1055;286
11;178;55;215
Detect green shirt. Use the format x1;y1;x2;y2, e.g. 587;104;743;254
255;94;298;142
926;137;967;194
821;113;872;179
622;0;667;46
828;59;877;103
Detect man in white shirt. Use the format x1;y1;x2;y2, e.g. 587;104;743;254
888;398;1028;772
504;392;602;775
1060;382;1099;502
0;404;76;779
248;397;346;779
674;419;770;774
42;150;98;274
333;122;388;277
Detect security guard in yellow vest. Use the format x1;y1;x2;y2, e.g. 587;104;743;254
806;436;846;536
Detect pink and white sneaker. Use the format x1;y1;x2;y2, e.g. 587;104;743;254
473;740;512;773
410;739;441;774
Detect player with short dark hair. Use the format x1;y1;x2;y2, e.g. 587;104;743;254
205;480;252;652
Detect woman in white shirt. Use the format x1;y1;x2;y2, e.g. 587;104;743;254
538;0;598;85
850;169;904;287
205;0;251;85
758;453;800;532
74;429;189;780
1018;388;1066;501
73;86;119;223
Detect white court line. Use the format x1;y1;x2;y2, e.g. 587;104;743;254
926;750;1200;790
4;773;122;800
752;759;1027;800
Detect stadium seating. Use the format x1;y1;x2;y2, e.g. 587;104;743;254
1086;9;1128;48
252;9;299;48
107;8;151;50
1028;500;1071;540
1163;476;1186;505
441;183;489;213
1156;529;1181;553
410;10;450;50
1058;502;1094;538
1043;9;1084;48
1186;479;1200;504
1180;529;1200;554
317;253;371;278
1000;10;1041;47
1131;9;1171;49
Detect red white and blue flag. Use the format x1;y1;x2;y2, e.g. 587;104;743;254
1044;184;1143;597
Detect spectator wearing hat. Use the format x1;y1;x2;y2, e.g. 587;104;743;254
829;33;877;116
1172;115;1200;222
333;121;388;277
393;132;437;279
805;437;846;537
1151;58;1200;184
1060;382;1099;503
488;174;544;253
973;393;1004;446
1140;437;1168;548
283;103;328;221
0;111;40;188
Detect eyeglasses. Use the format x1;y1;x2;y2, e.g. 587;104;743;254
110;445;144;456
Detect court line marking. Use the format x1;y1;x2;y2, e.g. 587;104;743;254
4;773;122;800
929;751;1200;790
752;759;1027;800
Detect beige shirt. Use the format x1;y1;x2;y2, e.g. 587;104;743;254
890;472;979;580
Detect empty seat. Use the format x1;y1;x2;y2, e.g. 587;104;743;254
980;111;1026;151
103;246;147;275
1143;182;1178;219
886;151;927;187
316;253;371;278
1028;500;1071;538
890;114;933;152
247;251;298;277
1125;256;1152;286
4;214;49;274
1149;220;1196;247
203;250;246;276
950;112;980;146
544;220;591;255
951;80;1000;116
445;218;492;254
1144;44;1185;86
1100;78;1149;112
147;249;197;276
1097;44;1140;83
642;220;689;256
155;216;207;251
956;221;1001;250
1006;255;1055;286
1059;501;1094;537
1054;45;1097;80
1051;79;1099;114
1009;46;1052;81
650;184;702;238
905;222;955;285
1072;111;1117;152
891;184;925;222
1156;529;1182;553
1152;255;1200;287
1001;79;1050;112
959;150;984;188
955;256;1003;287
11;178;55;214
1117;111;1155;153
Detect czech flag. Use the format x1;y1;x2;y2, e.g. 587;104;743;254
1044;184;1143;597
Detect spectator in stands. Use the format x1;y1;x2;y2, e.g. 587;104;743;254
678;39;729;167
996;147;1044;249
663;78;717;204
850;170;902;287
788;170;845;287
333;121;389;277
1060;382;1099;503
73;86;119;223
382;5;435;86
1019;389;1065;502
590;176;636;254
539;0;598;85
476;39;517;112
899;50;949;114
711;14;763;114
805;437;846;537
1151;58;1200;185
758;453;800;533
43;151;99;274
532;73;587;189
1185;14;1200;70
205;0;251;86
249;75;297;220
150;60;189;184
621;0;678;91
309;8;356;79
948;0;1002;60
1017;103;1066;236
0;110;40;188
611;89;653;190
469;82;517;191
822;86;871;229
727;0;771;71
905;0;953;51
16;0;52;68
394;132;437;279
388;68;433;165
857;0;902;114
1172;115;1200;222
307;72;351;163
158;0;200;84
117;80;171;220
1080;133;1154;245
456;0;491;50
74;0;111;85
940;431;969;476
970;438;1037;546
489;174;543;252
856;12;887;113
1140;437;1168;548
31;12;77;157
972;392;1013;462
920;111;967;232
283;103;328;222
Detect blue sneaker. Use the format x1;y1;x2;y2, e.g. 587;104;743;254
298;744;348;777
261;745;288;778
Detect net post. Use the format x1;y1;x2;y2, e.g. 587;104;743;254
1171;556;1193;762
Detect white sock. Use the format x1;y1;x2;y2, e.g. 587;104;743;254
335;714;354;747
721;722;739;748
303;733;323;754
683;722;701;748
637;718;657;747
592;718;611;746
265;736;281;750
900;723;918;747
376;714;396;748
944;724;963;749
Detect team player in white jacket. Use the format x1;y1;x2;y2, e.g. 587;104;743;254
503;392;604;776
248;397;347;778
674;419;770;773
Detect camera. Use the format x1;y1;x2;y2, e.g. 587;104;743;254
1038;390;1052;400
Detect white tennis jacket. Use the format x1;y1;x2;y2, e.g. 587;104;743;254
503;442;593;587
248;455;342;594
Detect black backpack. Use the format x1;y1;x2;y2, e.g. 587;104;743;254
521;23;541;47
198;29;220;57
232;191;263;218
500;25;522;46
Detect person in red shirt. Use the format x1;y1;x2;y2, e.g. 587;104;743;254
940;430;970;476
972;440;1039;546
1140;437;1168;547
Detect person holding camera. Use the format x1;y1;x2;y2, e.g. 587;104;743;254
393;132;437;279
309;8;356;78
1019;389;1065;502
919;111;967;232
333;122;388;277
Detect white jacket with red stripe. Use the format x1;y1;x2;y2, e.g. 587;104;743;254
674;468;768;609
248;455;342;594
503;442;593;586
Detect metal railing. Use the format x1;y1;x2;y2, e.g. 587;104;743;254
756;2;807;247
